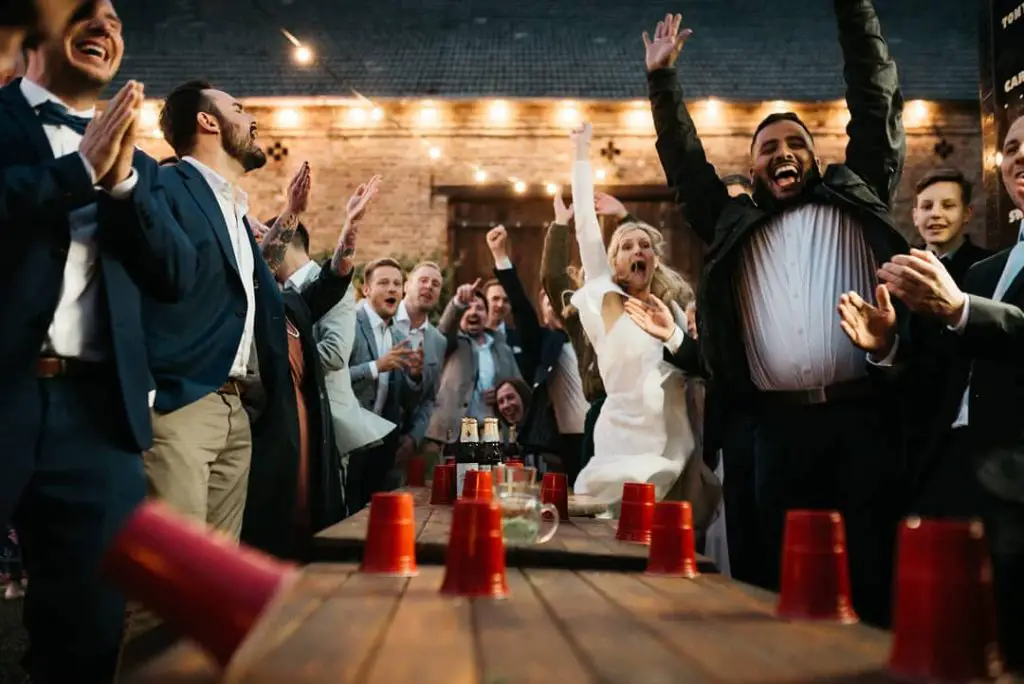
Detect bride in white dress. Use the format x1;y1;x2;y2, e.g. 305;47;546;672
566;122;704;509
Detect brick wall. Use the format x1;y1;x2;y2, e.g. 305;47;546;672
136;98;985;263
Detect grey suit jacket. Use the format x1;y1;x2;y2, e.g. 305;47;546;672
425;298;523;443
349;305;426;442
287;263;395;454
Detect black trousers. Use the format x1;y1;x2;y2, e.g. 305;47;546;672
752;393;906;628
345;432;399;514
912;427;985;519
981;484;1024;672
717;410;764;588
0;372;145;683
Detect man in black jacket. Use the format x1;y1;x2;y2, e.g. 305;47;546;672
486;225;587;482
645;2;908;626
842;113;1024;667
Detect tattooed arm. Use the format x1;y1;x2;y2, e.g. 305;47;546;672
330;174;382;277
260;161;310;273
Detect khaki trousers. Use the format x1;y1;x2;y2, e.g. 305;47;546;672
144;392;252;537
121;392;252;665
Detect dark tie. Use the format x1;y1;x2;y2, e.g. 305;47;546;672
35;100;91;135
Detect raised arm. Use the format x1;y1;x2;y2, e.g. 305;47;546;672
259;162;310;274
487;225;544;367
835;0;905;206
645;13;729;244
570;124;610;282
438;280;480;356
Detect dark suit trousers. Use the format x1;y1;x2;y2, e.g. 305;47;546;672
718;410;763;588
982;485;1024;671
911;427;985;519
752;394;905;629
0;372;146;683
345;432;399;513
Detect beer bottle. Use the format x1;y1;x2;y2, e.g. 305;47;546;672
481;417;503;469
504;424;523;463
455;418;480;497
441;428;457;466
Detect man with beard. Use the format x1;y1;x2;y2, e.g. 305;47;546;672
427;280;522;448
1;0;81;75
644;2;908;626
0;1;199;679
141;80;301;540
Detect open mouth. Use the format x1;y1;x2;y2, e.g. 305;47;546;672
629;260;648;276
73;38;109;66
384;297;398;307
771;162;801;190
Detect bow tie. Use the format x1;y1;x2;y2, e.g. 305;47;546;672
35;100;91;135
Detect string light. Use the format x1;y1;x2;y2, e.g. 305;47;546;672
293;44;313;65
904;100;929;127
557;102;580;127
274;107;301;128
474;169;488;182
488;100;511;125
545;182;558;195
139;102;160;131
513;180;526;193
768;100;790;113
428;146;441;160
595;168;607;181
371;107;384;121
347;107;367;124
417;103;440;127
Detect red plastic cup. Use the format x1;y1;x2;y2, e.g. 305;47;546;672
616;482;656;544
888;517;1003;682
776;510;858;623
444;456;456;467
430;465;453;505
440;499;508;598
407;456;427;487
101;501;298;667
646;501;699;578
505;460;524;468
461;469;493;501
540;472;569;521
362;492;418;576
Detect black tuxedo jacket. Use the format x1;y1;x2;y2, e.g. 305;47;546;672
0;80;197;451
941;237;992;288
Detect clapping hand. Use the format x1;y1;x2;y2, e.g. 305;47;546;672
346;174;382;222
83;80;143;189
286;162;311;214
643;13;692;72
877;249;966;326
595;192;627;219
624;294;677;342
837;285;897;355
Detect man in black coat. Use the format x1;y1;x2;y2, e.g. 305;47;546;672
0;1;198;679
645;1;908;626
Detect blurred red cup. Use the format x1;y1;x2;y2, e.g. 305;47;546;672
430;465;453;505
362;492;418;576
776;510;857;623
616;482;656;544
462;469;493;501
444;456;456;466
440;499;508;598
540;472;569;521
407;456;427;487
101;501;298;667
646;501;699;578
505;460;524;468
888;517;1003;682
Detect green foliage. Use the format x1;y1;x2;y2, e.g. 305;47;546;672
311;249;461;325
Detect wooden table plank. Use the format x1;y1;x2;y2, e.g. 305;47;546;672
473;570;593;684
314;489;715;573
127;563;895;684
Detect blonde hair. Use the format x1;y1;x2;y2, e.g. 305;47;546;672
562;221;694;317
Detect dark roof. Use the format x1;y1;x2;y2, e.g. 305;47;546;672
111;0;979;102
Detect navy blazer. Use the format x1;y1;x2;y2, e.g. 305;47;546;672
0;80;198;451
143;160;286;414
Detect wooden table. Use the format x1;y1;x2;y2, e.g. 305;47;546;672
313;488;716;573
126;563;898;684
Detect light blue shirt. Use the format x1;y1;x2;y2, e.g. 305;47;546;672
465;332;496;421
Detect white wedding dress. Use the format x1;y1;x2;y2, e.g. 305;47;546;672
569;160;696;506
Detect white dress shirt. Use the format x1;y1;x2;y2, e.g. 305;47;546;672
467;333;497;421
395;300;429;348
22;78;138;361
285;259;318;292
361;300;394;414
182;156;256;380
735;203;877;391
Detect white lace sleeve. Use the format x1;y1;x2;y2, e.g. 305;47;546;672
572;160;611;282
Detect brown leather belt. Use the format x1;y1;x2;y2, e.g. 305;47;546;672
757;376;875;408
36;356;110;378
217;379;246;397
